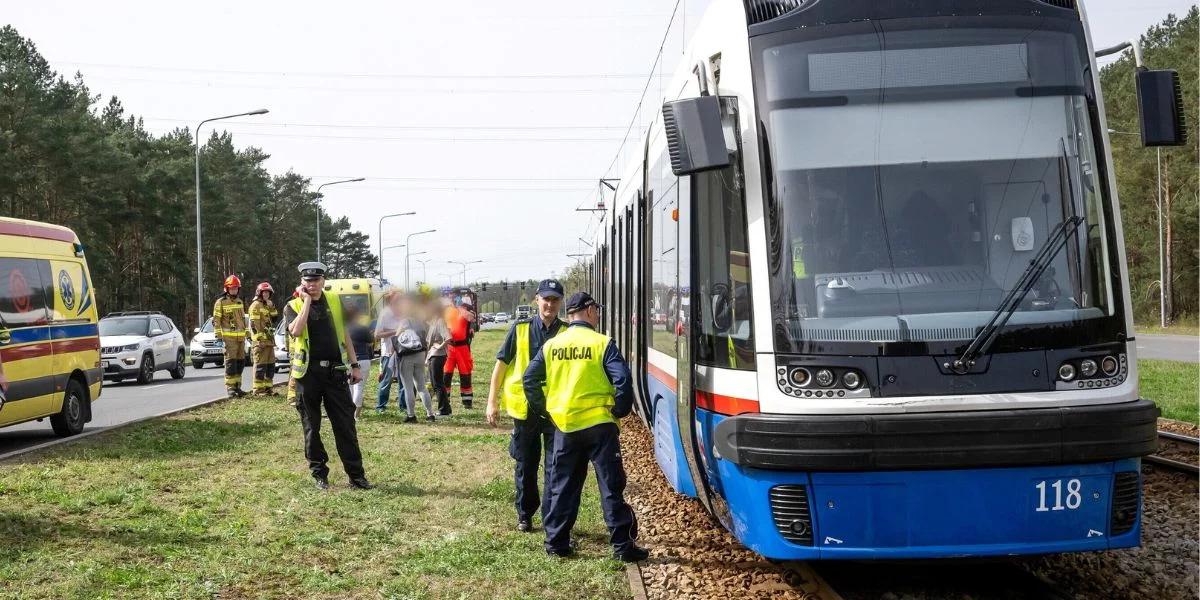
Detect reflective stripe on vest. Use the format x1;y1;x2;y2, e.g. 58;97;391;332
500;321;532;419
287;294;349;379
541;325;616;433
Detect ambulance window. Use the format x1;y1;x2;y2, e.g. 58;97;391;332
0;258;51;327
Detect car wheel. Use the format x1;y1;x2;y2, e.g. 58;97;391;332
137;354;155;384
171;350;186;379
50;379;87;437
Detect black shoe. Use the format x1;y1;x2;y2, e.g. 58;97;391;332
348;477;375;490
425;415;436;422
614;545;649;563
462;400;473;409
403;416;417;423
517;519;532;533
314;477;330;490
546;546;575;558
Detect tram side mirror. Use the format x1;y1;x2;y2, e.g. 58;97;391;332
662;96;731;176
1135;70;1188;147
710;282;733;333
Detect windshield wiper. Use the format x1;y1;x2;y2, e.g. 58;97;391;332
950;215;1084;375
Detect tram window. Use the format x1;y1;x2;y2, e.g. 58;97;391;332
649;150;679;358
693;154;755;370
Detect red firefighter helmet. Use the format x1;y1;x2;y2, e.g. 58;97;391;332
255;282;274;296
223;275;242;290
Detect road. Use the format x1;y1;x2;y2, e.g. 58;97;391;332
0;364;289;456
1138;334;1199;363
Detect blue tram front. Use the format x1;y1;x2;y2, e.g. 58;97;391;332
594;0;1185;559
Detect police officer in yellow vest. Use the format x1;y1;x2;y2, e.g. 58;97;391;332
213;275;248;397
486;279;566;533
523;291;648;562
284;262;373;491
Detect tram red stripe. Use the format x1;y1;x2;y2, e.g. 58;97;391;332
0;220;76;243
647;361;759;416
696;389;760;416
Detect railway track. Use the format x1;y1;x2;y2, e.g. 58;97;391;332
1146;430;1199;474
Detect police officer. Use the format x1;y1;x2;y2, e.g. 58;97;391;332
486;279;566;533
285;262;374;491
523;292;648;562
213;275;248;397
248;282;278;396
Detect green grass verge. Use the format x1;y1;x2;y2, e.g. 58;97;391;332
1140;358;1200;424
0;329;629;600
1135;316;1199;336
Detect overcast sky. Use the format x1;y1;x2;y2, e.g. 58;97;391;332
6;0;1196;286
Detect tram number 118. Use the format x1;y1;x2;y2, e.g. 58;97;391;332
1034;479;1082;512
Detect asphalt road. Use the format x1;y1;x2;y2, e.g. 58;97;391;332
1137;334;1199;363
0;363;289;456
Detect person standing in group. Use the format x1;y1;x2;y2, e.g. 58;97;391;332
248;282;278;396
425;296;452;415
486;279;566;533
285;261;373;491
213;275;249;397
345;306;374;421
443;296;477;409
394;294;435;423
373;290;407;414
523;292;648;562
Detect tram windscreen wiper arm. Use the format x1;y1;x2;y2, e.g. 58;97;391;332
950;215;1084;374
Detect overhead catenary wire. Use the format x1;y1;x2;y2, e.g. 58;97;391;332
50;60;671;80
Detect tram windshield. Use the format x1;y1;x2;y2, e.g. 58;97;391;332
755;20;1119;353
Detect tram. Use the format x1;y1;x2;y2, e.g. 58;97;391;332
592;0;1186;559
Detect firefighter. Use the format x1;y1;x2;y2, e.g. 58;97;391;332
213;275;249;397
248;282;279;396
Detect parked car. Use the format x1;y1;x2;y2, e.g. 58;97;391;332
479;313;494;324
274;319;290;366
189;315;251;369
493;312;511;323
100;312;187;383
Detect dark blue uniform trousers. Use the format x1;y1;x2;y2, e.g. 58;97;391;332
510;415;555;522
543;422;637;553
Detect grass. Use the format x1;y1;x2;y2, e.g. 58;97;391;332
1140;358;1200;424
1135;315;1199;336
0;330;630;600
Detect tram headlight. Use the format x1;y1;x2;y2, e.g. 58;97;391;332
841;371;861;389
1079;359;1098;378
1058;363;1076;381
815;368;835;387
789;368;811;387
1101;355;1119;376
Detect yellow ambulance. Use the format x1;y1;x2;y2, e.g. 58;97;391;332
0;217;101;436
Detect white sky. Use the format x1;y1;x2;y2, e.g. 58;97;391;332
5;0;1196;286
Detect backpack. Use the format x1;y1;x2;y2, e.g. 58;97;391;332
396;328;426;356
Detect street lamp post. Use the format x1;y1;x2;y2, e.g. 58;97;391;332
1109;128;1167;327
415;258;431;284
194;108;268;327
449;260;483;286
405;229;437;291
377;211;416;279
380;244;405;285
315;178;366;261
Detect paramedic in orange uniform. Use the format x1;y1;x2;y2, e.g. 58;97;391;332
443;296;476;409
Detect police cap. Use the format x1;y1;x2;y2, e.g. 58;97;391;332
565;291;601;314
536;279;564;299
298;261;327;280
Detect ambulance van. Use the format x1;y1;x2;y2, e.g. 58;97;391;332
0;217;101;436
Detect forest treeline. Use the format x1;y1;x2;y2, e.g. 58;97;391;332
0;25;378;331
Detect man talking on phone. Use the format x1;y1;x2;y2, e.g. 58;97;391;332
284;261;374;490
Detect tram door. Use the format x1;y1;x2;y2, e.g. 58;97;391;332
675;175;717;515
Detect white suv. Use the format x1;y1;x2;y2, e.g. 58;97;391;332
99;312;188;384
189;315;252;369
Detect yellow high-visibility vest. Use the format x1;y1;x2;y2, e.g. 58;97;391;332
287;294;349;379
500;320;564;420
541;325;616;433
